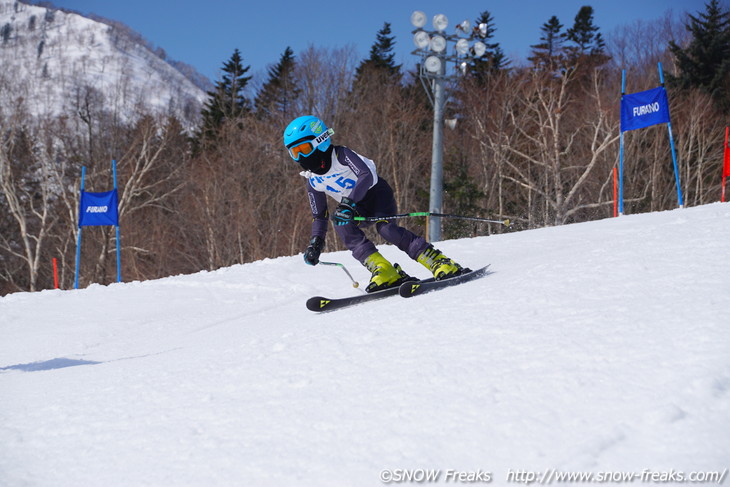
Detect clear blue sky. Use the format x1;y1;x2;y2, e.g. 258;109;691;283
43;0;710;83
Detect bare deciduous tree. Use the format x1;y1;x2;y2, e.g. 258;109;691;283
0;115;59;291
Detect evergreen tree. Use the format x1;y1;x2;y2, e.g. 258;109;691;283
254;46;299;120
199;49;252;141
528;16;566;71
469;11;508;81
354;22;401;84
565;6;607;66
1;23;11;44
668;0;730;107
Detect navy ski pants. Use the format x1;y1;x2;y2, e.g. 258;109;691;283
334;178;429;264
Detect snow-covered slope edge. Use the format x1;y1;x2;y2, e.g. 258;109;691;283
1;204;729;486
0;0;205;122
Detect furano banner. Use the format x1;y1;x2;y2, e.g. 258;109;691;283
618;64;683;214
79;189;119;227
74;161;123;288
620;86;671;133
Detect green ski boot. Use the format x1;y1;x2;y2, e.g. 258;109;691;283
417;245;464;280
363;252;411;293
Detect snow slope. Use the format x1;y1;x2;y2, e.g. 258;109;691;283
1;204;729;486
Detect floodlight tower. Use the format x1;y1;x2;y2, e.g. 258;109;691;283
410;11;487;242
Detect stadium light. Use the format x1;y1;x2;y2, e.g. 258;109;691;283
432;14;448;32
411;10;427;28
409;10;485;241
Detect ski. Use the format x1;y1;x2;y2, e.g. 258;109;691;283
306;285;403;312
398;265;491;298
305;265;491;312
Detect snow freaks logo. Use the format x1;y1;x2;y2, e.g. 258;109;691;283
377;467;728;484
379;469;492;484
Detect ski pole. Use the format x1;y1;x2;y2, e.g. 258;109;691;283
319;261;360;288
354;212;510;226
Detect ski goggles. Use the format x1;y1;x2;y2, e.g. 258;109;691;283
287;128;334;161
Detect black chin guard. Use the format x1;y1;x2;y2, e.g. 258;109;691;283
298;146;333;174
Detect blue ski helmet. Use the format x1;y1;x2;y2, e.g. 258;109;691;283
283;115;333;162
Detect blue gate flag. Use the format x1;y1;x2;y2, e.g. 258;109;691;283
79;189;119;227
621;86;671;132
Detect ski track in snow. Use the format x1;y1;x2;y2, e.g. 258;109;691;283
1;204;729;486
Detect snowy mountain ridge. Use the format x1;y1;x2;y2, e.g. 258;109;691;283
1;204;729;486
0;0;206;123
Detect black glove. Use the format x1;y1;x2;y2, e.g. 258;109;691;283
333;197;357;226
303;236;325;266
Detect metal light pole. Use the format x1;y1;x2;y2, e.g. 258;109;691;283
410;11;486;242
429;61;446;241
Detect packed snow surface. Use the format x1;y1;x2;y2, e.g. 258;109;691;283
1;204;729;486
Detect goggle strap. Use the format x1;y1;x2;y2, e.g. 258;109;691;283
313;127;334;146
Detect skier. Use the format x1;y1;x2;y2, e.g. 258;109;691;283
283;115;465;293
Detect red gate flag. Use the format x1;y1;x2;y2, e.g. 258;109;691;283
723;127;729;202
724;127;730;178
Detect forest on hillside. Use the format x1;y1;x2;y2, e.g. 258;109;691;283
1;2;728;294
